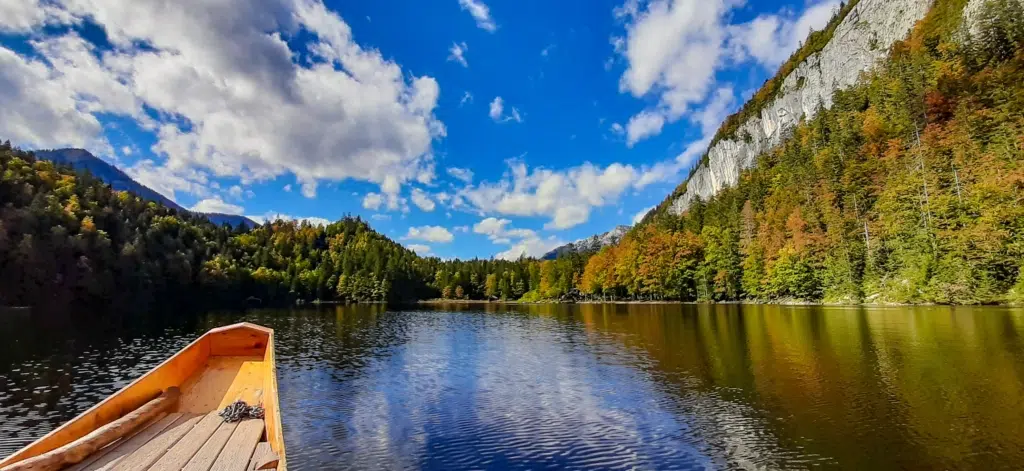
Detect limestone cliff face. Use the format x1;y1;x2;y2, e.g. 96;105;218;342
668;0;934;215
963;0;1022;30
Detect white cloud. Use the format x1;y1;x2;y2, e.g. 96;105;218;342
625;110;666;146
459;91;473;106
191;197;244;215
249;212;330;226
612;0;834;145
126;159;211;202
228;185;244;199
610;122;625;135
363;192;384;211
458;0;497;32
728;1;839;68
459;159;638;230
489;96;504;121
121;146;133;156
447;41;469;67
472;217;561;260
407;244;432;255
635;86;736;187
283;184;292;192
632;206;655;225
488;96;523;123
495;236;563;261
410;188;436;212
370;213;391;221
446;167;474;183
404;225;455;243
1;0;445;201
473;217;536;240
540;44;555;57
0;0;70;33
454;225;470;233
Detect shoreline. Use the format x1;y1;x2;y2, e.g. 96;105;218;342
416;299;1022;307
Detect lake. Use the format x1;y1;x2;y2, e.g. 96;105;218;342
1;304;1023;469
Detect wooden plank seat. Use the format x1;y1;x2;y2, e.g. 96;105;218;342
0;323;287;471
63;412;274;471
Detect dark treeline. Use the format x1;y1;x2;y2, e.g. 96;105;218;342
582;0;1024;304
0;144;589;312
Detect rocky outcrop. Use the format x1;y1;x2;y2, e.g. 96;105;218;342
669;0;934;215
543;225;630;260
963;0;1023;32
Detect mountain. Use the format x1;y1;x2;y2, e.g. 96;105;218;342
664;0;934;215
573;0;1024;304
543;225;630;260
34;148;256;228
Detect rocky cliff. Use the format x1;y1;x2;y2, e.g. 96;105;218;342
542;225;630;260
668;0;934;214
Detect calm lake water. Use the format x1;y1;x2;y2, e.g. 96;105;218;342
1;304;1023;469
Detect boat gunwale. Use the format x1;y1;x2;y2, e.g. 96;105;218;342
0;322;286;470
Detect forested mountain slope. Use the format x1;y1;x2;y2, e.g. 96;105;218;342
34;148;256;228
587;0;1024;304
0;144;591;311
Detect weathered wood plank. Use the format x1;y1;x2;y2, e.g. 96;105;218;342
110;413;201;471
182;420;238;471
2;389;181;471
148;411;223;471
209;419;264;471
63;413;167;471
247;442;279;470
73;413;183;471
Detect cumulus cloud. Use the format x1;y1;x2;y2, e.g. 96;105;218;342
459;91;473;106
447;41;469;67
634;86;736;187
1;0;445;202
488;96;504;121
410;188;436;212
613;0;836;145
625;110;666;146
249;212;330;226
458;0;497;32
362;192;384;211
404;225;455;243
728;1;839;68
488;96;522;123
495;237;563;261
127;159;211;202
191;197;244;215
407;244;432;255
472;217;562;260
446;167;474;183
632;206;655;225
459;159;638;230
0;0;71;33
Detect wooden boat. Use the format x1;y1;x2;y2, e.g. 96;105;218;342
0;323;286;471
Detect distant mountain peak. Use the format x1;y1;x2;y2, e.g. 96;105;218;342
542;225;630;260
34;148;256;228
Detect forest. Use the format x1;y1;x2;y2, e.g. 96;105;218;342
1;0;1022;312
581;0;1024;304
0;143;586;310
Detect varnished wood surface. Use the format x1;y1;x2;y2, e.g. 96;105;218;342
148;412;222;471
0;323;286;471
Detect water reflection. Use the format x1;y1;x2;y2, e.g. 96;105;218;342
1;304;1023;469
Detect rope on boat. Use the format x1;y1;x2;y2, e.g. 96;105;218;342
219;400;265;422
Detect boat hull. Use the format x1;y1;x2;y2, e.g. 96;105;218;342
0;322;286;470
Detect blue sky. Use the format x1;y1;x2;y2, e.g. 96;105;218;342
0;0;838;259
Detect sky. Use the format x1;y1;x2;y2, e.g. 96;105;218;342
0;0;839;260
